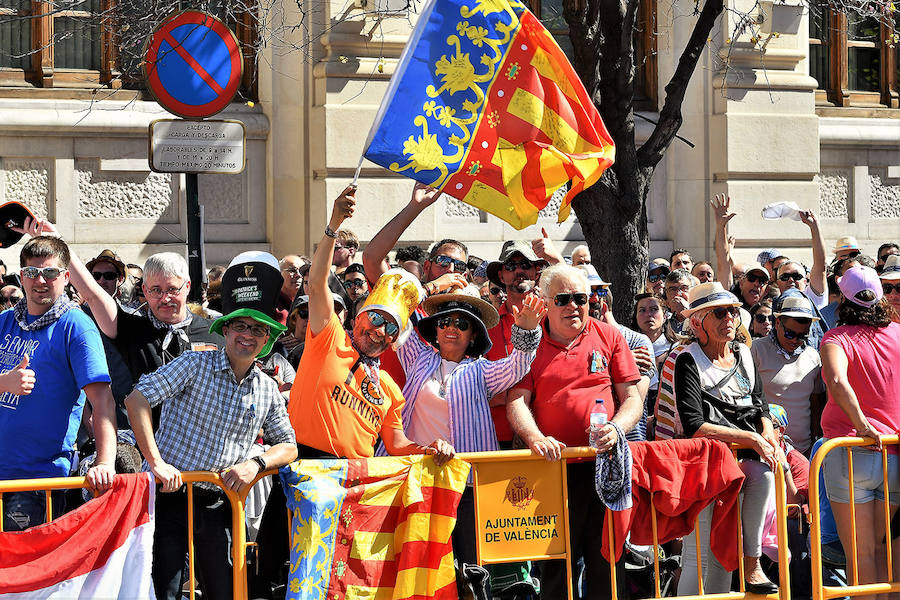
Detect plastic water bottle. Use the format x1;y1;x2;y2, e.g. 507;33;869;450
589;399;607;449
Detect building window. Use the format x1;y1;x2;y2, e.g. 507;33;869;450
0;0;257;99
526;0;658;109
809;5;899;108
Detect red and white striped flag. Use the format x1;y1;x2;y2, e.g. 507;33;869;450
0;472;155;599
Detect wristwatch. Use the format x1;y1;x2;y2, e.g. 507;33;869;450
324;226;338;239
251;455;267;473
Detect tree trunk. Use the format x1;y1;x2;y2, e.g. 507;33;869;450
573;175;651;324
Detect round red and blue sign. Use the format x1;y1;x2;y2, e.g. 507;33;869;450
144;11;243;119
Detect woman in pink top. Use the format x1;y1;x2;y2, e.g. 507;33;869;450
820;266;900;600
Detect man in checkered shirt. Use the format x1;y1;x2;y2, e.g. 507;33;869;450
125;251;297;600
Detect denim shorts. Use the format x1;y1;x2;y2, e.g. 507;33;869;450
823;445;900;505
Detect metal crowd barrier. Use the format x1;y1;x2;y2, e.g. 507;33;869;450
809;434;900;600
2;444;798;600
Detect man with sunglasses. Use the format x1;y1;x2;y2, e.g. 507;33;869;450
341;263;369;304
85;249;127;302
125;251;296;600
0;235;116;531
750;293;825;455
646;258;669;296
876;243;899;273
507;264;642;599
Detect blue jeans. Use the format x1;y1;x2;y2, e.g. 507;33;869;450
2;490;65;532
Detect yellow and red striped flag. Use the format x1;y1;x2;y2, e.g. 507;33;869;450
363;0;615;229
281;456;470;600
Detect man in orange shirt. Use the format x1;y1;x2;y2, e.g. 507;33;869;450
252;186;454;599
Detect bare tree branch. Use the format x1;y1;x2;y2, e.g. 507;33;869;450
635;0;723;168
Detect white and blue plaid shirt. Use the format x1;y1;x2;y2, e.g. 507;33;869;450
136;349;295;484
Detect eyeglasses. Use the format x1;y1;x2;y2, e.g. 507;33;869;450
145;280;187;299
753;313;774;324
711;306;739;320
366;311;400;337
503;259;534;272
489;286;503;295
282;267;302;276
437;316;472;331
433;255;468;273
883;283;900;294
648;272;668;283
590;288;609;298
92;271;119;281
21;266;64;280
778;272;804;282
666;284;690;295
554;293;588;307
746;273;769;284
343;279;365;290
227;320;269;337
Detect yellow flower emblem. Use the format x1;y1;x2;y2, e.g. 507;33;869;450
435;52;476;95
438;107;457;127
423;100;438;116
289;579;301;594
466;26;490;47
403;133;445;172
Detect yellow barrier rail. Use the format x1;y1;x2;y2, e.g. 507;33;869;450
2;444;798;600
809;435;900;600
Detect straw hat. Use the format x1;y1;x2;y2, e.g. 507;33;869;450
880;255;900;281
681;281;741;318
833;235;860;255
418;285;499;356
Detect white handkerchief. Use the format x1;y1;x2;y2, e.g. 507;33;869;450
761;201;801;221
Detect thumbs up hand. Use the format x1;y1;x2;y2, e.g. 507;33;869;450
2;354;36;395
531;227;564;265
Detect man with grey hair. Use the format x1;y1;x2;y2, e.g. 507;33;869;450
33;231;222;429
571;244;591;266
507;263;642;599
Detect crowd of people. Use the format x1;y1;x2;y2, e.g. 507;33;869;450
0;184;898;600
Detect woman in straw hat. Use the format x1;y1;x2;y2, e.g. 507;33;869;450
394;284;546;595
820;266;900;599
672;281;782;597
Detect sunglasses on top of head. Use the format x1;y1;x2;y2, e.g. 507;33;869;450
554;293;589;307
433;255;468;273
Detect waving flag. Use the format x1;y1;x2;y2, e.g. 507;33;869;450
281;456;470;600
0;473;155;598
363;0;615;229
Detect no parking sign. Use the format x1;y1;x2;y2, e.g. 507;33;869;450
143;11;243;119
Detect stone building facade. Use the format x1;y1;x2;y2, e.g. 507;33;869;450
0;0;897;270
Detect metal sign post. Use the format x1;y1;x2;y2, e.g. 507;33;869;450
143;10;245;297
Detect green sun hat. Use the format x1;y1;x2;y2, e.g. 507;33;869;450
209;251;288;358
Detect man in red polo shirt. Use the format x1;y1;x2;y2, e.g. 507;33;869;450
507;263;642;600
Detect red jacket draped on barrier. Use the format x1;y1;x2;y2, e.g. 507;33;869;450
602;438;745;571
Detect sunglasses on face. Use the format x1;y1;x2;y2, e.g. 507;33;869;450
754;313;774;324
343;279;365;290
367;311;400;337
782;325;808;341
648;272;668;283
437;316;472;331
92;271;119;281
503;259;534;272
489;286;503;295
746;273;769;284
779;272;804;282
433;255;468;273
880;253;897;262
711;306;739;320
883;283;900;294
228;320;269;337
554;293;589;307
22;266;65;280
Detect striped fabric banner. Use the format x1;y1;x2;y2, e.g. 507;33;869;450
281;456;470;600
653;344;686;440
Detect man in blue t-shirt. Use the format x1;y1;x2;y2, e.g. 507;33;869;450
0;233;116;531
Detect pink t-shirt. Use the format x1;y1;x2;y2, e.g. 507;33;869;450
820;322;900;440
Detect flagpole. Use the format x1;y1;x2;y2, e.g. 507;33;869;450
351;155;364;188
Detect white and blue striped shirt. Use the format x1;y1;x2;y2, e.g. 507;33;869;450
393;326;541;454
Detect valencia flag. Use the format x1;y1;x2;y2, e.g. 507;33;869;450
364;0;615;229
